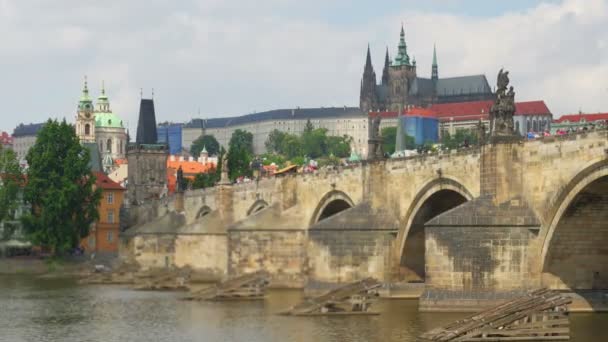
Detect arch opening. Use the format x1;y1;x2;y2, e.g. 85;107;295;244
317;199;352;222
400;189;468;282
542;175;608;291
247;200;269;216
196;206;212;219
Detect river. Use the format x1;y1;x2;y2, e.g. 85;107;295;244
1;275;607;342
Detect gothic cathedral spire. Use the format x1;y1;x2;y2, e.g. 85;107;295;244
394;23;410;66
382;47;390;85
360;44;378;112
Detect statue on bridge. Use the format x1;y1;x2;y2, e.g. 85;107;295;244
219;150;230;184
490;69;517;138
176;166;185;193
367;115;385;160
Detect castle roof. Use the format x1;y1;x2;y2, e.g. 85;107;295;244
12;122;45;137
185;107;364;130
93;171;125;191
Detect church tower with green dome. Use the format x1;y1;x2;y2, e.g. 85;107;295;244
76;76;96;143
93;81;128;163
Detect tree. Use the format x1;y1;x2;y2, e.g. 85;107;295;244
0;146;22;240
22;120;102;255
191;134;220;158
282;134;303;159
304;119;314;134
191;168;218;189
382;127;397;154
441;129;478;150
265;129;287;154
302;128;328;158
227;129;254;180
326;135;352;158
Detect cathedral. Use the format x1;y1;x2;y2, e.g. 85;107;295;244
75;78;128;172
360;25;494;112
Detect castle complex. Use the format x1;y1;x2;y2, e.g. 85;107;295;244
360;25;494;112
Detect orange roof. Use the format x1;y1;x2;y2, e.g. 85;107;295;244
554;112;608;123
114;158;128;166
93;172;125;191
167;159;215;175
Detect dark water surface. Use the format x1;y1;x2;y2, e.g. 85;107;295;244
1;275;607;342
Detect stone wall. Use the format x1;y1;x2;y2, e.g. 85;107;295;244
131;235;176;270
228;229;307;288
174;234;227;279
307;230;394;285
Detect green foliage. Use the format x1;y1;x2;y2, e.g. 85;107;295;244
326;135;352;158
22;120;102;255
260;153;285;168
282;134;303;159
265;129;287;154
304;119;314;134
227;129;254;180
191;169;218;189
0;146;22;240
382;127;397;154
441;129;478;150
382;126;415;154
190;135;220;158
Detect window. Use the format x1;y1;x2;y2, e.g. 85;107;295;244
107;231;114;243
107;192;114;204
107;210;114;224
85;124;90;135
107;139;112;153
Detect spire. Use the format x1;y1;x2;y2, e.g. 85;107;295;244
394;23;410;66
382;47;390;85
365;44;373;71
83;75;89;94
78;75;93;111
101;80;106;96
432;44;439;82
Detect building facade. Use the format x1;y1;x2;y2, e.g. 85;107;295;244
182;107;368;156
81;172;125;254
127;98;169;205
12;123;45;165
360;25;494;113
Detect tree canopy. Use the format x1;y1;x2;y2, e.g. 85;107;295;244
441;129;479;150
191;134;220;158
227;129;254;181
0;146;22;240
22;120;101;254
382;127;415;154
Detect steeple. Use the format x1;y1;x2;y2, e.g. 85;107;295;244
78;76;93;111
360;44;378;112
432;44;439;82
394;24;410;66
96;80;111;112
382;47;390;85
364;44;373;72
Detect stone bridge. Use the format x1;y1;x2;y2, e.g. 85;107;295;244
121;129;608;309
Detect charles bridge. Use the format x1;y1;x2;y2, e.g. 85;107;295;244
121;127;608;311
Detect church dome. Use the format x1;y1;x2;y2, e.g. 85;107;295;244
95;112;124;128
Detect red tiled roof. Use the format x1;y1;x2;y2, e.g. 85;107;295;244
514;101;551;116
429;100;494;118
1;131;13;145
94;172;125;191
554;112;608;123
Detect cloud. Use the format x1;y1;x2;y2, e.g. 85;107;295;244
0;0;606;134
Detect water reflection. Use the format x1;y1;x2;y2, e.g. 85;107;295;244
0;276;607;342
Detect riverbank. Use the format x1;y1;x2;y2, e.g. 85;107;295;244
0;257;90;277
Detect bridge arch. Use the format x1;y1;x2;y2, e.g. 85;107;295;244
196;205;212;219
397;177;473;282
247;199;269;216
309;190;355;226
540;159;608;290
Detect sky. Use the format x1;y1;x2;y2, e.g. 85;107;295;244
1;0;607;134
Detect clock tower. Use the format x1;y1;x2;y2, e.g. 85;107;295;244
76;76;96;143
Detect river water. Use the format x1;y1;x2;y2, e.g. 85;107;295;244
1;276;607;342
